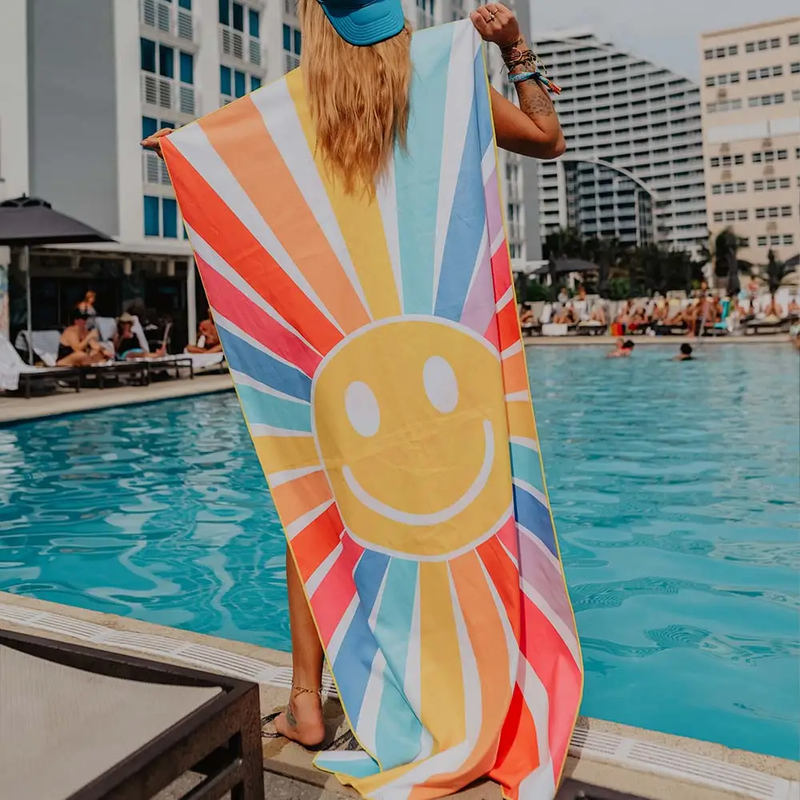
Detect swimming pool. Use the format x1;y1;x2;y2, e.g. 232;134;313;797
1;344;797;759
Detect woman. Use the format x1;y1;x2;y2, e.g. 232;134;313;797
144;0;565;748
76;290;98;329
186;317;223;354
56;310;111;366
112;312;165;360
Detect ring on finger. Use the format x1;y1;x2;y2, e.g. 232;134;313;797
487;11;496;20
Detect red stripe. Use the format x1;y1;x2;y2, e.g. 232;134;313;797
491;246;513;305
163;139;342;355
197;255;321;377
290;503;343;583
310;536;363;645
489;684;540;796
521;593;582;773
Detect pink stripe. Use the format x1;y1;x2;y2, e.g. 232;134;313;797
483;167;503;246
460;242;496;339
197;254;322;377
521;593;582;774
496;514;520;562
310;535;363;645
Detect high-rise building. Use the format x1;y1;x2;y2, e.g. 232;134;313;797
699;17;800;265
0;0;539;343
532;31;707;255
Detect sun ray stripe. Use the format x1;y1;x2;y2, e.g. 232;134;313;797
501;340;523;360
229;369;309;405
476;528;521;642
306;541;343;597
188;224;322;359
520;595;583;777
326;594;358;665
284;498;334;540
251;434;320;476
491;245;514;310
394;24;455;315
513;477;547;507
509;442;544;495
270;470;332;525
310;537;363;644
235;384;312;433
517;523;561;573
520;574;581;667
354;550;391;616
376;159;404;312
431;25;479;315
248;423;312;438
497;302;522;355
290;503;344;582
459;235;495;337
195;251;321;377
496;286;513;312
251;80;372;319
266;464;322;488
513;484;557;557
507;400;538;443
198;97;370;334
283;71;401;322
501;349;529;396
214;314;312;402
510;435;538;452
172;124;347;335
162;136;343;354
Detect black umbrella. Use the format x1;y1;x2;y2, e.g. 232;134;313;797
0;196;114;363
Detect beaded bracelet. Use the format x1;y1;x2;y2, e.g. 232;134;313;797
508;70;562;95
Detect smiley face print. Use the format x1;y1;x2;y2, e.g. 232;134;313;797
311;317;513;560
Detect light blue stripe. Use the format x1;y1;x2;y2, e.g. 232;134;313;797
473;46;494;151
433;79;486;321
374;558;424;769
235;384;311;433
218;329;311;402
395;24;454;314
314;753;381;779
354;550;390;615
510;441;545;495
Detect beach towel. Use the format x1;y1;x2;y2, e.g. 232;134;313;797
163;20;582;800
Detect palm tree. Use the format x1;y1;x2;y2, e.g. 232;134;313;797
758;250;791;302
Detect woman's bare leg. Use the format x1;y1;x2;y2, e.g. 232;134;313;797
274;546;326;746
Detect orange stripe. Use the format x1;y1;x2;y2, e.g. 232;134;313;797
270;470;332;525
162;138;342;355
489;684;541;794
497;301;520;347
251;435;320;476
199;102;369;335
507;401;537;442
478;533;521;645
502;349;529;395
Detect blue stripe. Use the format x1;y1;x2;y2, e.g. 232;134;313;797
513;484;556;557
236;384;311;433
332;603;378;725
218;329;311;402
374;558;424;769
354;550;390;616
510;442;544;495
395;24;454;314
433;81;486;321
314;753;381;779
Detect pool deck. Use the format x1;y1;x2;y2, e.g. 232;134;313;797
1;334;793;426
0;591;796;800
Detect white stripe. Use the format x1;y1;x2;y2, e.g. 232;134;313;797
286;499;334;540
229;369;309;406
513;477;548;508
506;391;530;403
170;124;344;334
518;759;556;800
519;656;552;783
490;228;506;256
431;22;478;308
495;286;513;311
501;340;523;359
498;538;519;569
368;566;390;630
521;576;581;667
517;523;562;574
403;573;423;719
510;435;539;453
249;423;312;438
477;558;518;690
186;224;320;355
252;83;372;319
307;542;342;597
355;649;387;755
481;143;496;182
326;594;358;664
462;223;489;303
266;465;322;488
376;158;404;311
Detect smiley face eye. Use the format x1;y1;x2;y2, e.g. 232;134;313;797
423;356;458;413
345;381;380;437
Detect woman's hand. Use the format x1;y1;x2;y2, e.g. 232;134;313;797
470;3;521;49
140;127;174;160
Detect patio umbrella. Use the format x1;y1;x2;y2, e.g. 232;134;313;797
0;196;114;363
725;252;741;298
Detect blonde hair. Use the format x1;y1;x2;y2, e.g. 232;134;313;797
299;0;412;195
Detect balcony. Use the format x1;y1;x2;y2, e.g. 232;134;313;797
141;72;196;116
140;0;195;43
284;53;300;73
143;150;171;186
220;26;263;68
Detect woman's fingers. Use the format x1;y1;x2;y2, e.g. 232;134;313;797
140;127;174;160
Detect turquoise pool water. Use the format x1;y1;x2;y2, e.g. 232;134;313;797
1;345;798;759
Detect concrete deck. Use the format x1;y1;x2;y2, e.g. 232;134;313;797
0;373;233;425
0;592;796;800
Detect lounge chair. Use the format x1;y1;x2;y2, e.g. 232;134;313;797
745;317;791;335
14;329;61;366
0;334;81;398
0;628;264;800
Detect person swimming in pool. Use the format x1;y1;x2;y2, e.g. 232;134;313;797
608;338;634;358
673;343;694;361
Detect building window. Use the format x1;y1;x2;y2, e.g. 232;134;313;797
416;0;435;29
144;196;161;237
770;37;780;48
713;212;723;222
219;0;229;24
179;0;192;8
706;76;715;87
779;177;790;188
232;2;244;31
220;65;232;97
159;43;174;78
249;8;259;37
757;236;767;247
745;42;755;53
738;210;748;220
179;52;193;85
729;45;738;55
790;34;799;46
162;198;178;238
758;40;767;51
251;75;261;92
704;49;713;60
710;156;720;167
141;38;156;73
791;62;800;73
283;24;301;71
234;69;246;97
784;235;795;246
781;206;792;217
756;208;766;219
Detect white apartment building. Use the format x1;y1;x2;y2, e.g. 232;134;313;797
532;31;707;254
0;0;540;344
700;17;800;266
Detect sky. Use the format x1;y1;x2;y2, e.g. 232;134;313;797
529;0;799;81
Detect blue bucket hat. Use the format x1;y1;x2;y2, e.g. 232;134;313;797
317;0;405;46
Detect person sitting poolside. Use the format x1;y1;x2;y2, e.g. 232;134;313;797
56;311;112;367
787;297;800;319
673;343;694;361
518;304;536;326
187;317;223;354
112;312;166;360
763;296;784;320
585;302;606;326
607;338;634;358
553;303;576;325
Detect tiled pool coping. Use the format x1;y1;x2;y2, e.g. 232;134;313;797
0;591;796;800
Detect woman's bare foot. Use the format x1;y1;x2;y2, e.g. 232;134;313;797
274;686;325;747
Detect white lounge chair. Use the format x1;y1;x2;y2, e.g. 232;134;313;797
0;334;81;397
